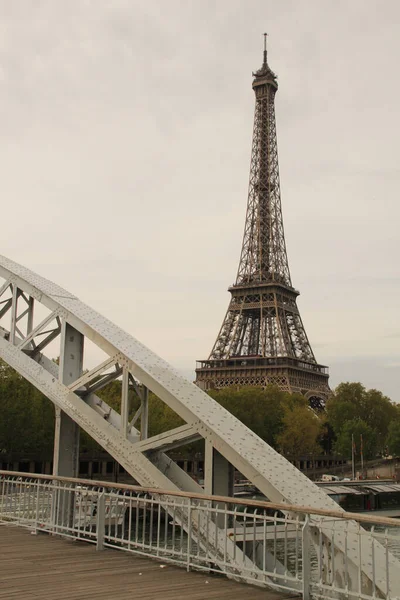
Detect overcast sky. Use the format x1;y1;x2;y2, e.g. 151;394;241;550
1;1;399;400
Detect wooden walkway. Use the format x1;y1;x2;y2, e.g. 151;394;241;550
0;524;297;599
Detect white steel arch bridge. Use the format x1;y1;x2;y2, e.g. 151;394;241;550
0;254;398;599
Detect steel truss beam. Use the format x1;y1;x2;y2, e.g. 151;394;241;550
68;357;120;392
0;254;397;596
18;310;60;351
132;424;200;453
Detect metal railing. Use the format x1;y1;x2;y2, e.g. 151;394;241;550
0;471;399;599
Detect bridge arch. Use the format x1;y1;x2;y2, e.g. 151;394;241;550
0;254;397;596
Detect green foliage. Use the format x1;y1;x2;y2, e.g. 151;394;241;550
276;394;323;460
333;419;377;460
0;355;396;467
208;385;286;448
0;360;55;455
96;382;183;438
147;394;184;437
387;420;400;457
326;382;397;454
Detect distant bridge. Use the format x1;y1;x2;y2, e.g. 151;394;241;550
0;255;399;598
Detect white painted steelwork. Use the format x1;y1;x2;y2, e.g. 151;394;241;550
1;472;400;600
0;255;399;597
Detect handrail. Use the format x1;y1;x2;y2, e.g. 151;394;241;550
1;470;399;528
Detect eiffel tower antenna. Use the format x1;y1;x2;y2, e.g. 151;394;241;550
196;38;331;409
263;32;268;63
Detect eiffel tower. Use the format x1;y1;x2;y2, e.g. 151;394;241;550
195;37;330;409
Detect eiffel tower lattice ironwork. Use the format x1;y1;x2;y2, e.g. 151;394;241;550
195;37;331;409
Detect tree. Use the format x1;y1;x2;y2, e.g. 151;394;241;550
146;394;184;437
276;395;323;461
208;386;286;448
0;360;55;456
326;382;396;453
333;419;377;460
387;420;400;457
97;382;184;438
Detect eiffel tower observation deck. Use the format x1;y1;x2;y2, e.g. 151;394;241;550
196;37;330;409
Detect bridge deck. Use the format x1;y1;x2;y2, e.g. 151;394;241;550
0;525;296;599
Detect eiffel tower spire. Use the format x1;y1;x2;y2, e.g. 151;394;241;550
237;34;289;289
196;38;330;409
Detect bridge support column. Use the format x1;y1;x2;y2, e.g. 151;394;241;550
53;323;84;478
205;441;234;526
141;386;149;440
212;449;234;498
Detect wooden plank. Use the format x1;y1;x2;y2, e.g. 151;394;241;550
0;525;296;599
